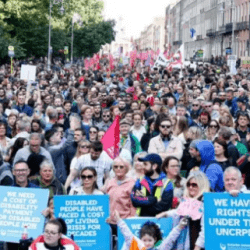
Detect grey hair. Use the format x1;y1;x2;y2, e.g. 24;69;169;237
30;132;42;142
188;126;203;140
69;113;81;123
224;166;242;181
18;119;31;132
40;160;55;173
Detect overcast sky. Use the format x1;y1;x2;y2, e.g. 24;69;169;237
102;0;172;39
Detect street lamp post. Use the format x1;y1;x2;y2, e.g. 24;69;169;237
47;0;65;71
231;0;235;56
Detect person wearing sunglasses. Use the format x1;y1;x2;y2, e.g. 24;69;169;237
89;126;99;143
206;119;220;141
148;118;183;160
101;156;136;249
96;109;112;131
156;171;210;250
69;167;103;195
64;139;90;191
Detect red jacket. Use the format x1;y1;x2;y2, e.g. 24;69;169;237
29;234;80;250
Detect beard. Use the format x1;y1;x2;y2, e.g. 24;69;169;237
144;167;154;177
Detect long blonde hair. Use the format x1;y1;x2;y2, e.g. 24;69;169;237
183;171;210;199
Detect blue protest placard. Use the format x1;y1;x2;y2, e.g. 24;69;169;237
0;186;49;243
118;217;173;250
204;193;250;250
54;195;111;250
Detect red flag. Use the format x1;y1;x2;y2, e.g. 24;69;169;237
101;116;120;159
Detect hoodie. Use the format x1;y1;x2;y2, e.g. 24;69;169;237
195;140;224;192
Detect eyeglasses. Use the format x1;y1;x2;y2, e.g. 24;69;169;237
209;125;218;128
80;145;89;149
103;115;110;118
81;175;94;180
192;104;199;107
113;165;125;169
90;131;97;134
160;125;171;129
44;230;59;236
187;182;198;188
14;169;28;173
205;105;212;108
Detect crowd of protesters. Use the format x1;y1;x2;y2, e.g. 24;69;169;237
0;56;249;250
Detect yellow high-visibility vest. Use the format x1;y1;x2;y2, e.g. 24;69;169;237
136;178;172;216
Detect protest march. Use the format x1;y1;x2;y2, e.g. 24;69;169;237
0;0;250;249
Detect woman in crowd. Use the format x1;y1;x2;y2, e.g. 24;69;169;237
101;156;136;246
130;112;146;142
80;105;92;139
30;160;66;198
214;137;232;171
0;121;11;161
64;139;91;191
31;119;43;134
162;156;186;204
89;126;99;142
156;171;210;250
205;119;220;141
130;151;147;180
173;116;189;149
69;167;103;195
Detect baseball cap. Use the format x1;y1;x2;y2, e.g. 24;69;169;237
138;153;162;167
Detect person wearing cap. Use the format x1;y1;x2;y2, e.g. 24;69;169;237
130;153;173;217
188;139;224;192
120;118;142;159
148;118;183;160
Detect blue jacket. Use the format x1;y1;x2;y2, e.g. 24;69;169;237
131;172;173;216
14;104;33;117
225;98;238;117
195;140;224;192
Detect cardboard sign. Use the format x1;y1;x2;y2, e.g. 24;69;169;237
204;193;250;250
0;186;49;243
177;198;203;220
20;65;37;81
54;195;111;250
118;217;173;250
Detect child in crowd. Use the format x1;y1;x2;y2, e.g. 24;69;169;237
114;210;187;250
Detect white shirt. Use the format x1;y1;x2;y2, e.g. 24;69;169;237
130;125;146;142
75;151;113;188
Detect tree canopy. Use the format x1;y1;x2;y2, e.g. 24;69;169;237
0;0;116;61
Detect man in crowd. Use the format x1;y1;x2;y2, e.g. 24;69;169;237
14;93;33;117
188;140;224;192
13;133;54;177
224;166;249;195
148;118;183;160
131;153;173;216
65;141;112;189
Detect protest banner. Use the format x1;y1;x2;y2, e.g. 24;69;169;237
54;195;111;250
118;217;173;250
241;57;250;68
204;193;250;250
0;186;49;243
153;53;169;68
227;55;237;75
20;65;37;81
